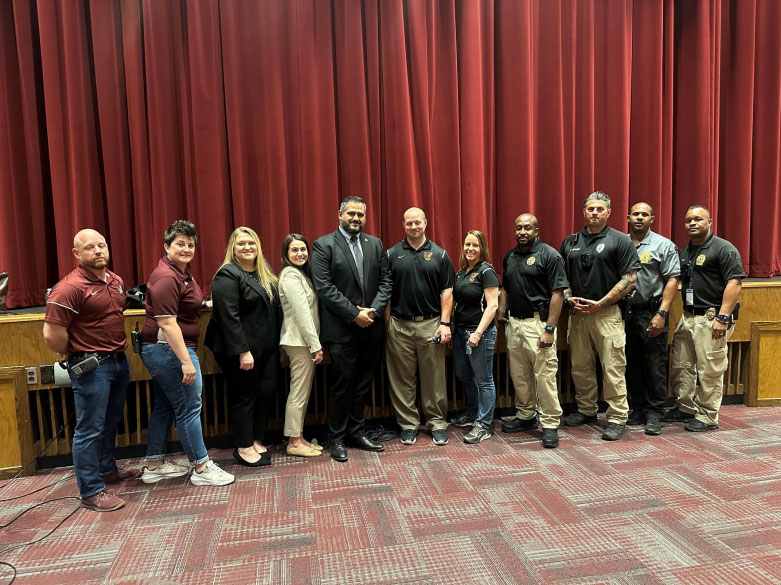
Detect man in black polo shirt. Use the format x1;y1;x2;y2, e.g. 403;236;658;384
665;205;743;431
43;229;138;512
386;207;455;446
498;214;568;448
560;191;640;441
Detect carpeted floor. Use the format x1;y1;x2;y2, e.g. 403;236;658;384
1;405;780;585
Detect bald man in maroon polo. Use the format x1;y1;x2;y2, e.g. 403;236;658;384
44;229;139;512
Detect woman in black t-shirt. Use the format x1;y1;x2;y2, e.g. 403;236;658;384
449;230;499;444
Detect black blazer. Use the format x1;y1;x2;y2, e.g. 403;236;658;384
205;262;280;356
311;229;392;343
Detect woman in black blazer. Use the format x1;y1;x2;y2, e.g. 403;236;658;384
205;227;280;466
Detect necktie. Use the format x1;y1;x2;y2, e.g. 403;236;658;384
350;235;364;290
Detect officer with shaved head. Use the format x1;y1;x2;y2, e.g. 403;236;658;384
498;213;568;448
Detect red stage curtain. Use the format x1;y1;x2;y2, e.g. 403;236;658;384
1;0;780;308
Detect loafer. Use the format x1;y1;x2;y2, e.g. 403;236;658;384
233;448;271;467
541;428;559;449
330;440;348;462
563;412;598;427
101;467;142;483
626;410;645;426
501;416;538;433
644;413;662;436
685;419;718;432
400;429;417;445
601;422;625;441
662;407;694;422
347;434;385;452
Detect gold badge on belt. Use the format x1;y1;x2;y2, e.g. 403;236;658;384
705;307;716;320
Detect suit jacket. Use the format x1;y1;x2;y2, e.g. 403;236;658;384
278;266;321;352
204;262;280;357
311;229;392;343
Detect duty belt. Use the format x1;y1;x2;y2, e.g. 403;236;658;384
392;313;438;322
684;307;716;317
70;351;124;360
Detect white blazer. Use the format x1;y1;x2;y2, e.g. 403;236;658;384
278;266;321;352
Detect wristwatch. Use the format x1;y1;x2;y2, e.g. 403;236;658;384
440;321;451;327
656;309;669;317
715;313;731;323
544;325;556;333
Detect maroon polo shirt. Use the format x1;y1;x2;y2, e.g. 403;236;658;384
142;256;203;347
45;267;128;353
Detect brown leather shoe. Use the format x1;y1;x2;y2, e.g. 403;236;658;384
81;490;125;512
101;467;142;483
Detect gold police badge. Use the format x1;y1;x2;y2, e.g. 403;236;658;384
526;257;536;266
705;307;716;320
423;251;432;261
469;273;478;282
639;252;651;264
696;254;706;266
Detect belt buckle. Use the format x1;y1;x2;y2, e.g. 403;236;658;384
413;315;424;322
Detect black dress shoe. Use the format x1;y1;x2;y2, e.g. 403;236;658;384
330;440;348;462
501;416;538;433
233;448;271;467
347;434;385;452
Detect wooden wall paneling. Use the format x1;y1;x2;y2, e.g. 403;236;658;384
747;321;781;407
0;367;34;478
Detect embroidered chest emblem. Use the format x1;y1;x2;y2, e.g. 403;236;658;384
596;243;605;254
423;251;433;261
639;252;651;264
469;273;478;282
696;254;706;266
526;256;536;266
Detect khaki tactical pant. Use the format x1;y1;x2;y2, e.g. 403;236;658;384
567;304;629;424
670;313;732;426
386;316;448;431
505;315;562;428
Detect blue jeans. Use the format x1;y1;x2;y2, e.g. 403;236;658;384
69;353;130;498
141;343;209;465
452;325;497;429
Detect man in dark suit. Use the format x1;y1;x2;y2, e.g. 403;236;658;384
311;195;392;462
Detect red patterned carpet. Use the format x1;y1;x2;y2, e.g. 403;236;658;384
2;405;780;585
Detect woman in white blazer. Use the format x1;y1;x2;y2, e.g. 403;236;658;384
278;234;324;457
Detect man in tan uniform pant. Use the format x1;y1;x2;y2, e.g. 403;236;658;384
559;192;640;441
498;214;568;448
665;205;743;431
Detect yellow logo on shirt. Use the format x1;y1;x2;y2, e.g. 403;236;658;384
696;254;706;266
526;257;536;266
423;251;432;261
639;252;651;264
469;273;478;282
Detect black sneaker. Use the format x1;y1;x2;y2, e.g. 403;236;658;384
501;416;538;433
400;429;417;445
662;407;694;422
626;410;645;426
450;412;475;428
541;428;559;449
601;422;625;441
563;412;598;427
644;413;662;436
432;429;449;446
685;419;718;432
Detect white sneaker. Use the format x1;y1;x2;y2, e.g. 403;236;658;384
190;460;235;487
140;460;190;484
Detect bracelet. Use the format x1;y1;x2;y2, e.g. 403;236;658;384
440;321;451;327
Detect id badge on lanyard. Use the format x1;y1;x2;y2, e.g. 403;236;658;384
685;288;694;306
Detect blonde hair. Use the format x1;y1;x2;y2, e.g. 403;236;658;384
459;230;492;270
220;227;278;300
